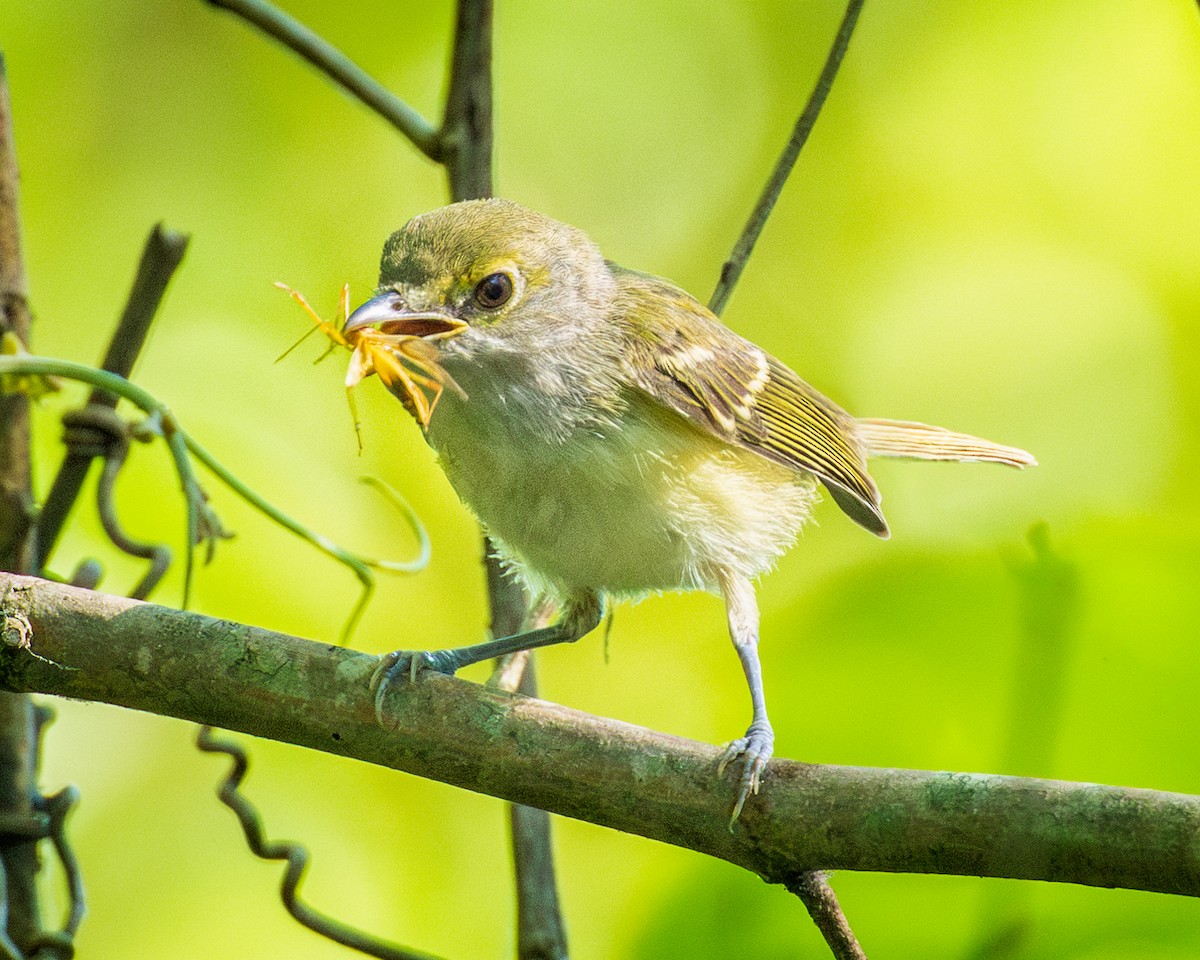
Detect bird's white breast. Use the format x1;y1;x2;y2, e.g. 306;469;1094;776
425;370;817;603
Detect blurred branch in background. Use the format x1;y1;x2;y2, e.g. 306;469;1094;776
966;525;1081;960
0;49;51;957
4;572;1200;900
35;223;190;590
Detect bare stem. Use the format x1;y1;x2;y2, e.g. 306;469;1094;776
205;0;440;158
708;0;867;316
37;223;190;569
0;53;34;575
440;0;494;201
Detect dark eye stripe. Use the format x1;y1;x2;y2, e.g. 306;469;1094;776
474;272;513;309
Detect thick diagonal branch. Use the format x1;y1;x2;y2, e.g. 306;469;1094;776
37;223;189;568
2;573;1199;899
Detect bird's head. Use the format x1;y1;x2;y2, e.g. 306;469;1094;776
345;198;618;359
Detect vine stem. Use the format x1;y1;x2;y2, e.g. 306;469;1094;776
0;353;429;640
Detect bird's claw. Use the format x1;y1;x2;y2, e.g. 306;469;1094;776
370;649;461;723
718;722;774;826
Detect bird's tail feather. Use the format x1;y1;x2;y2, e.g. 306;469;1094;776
856;418;1036;468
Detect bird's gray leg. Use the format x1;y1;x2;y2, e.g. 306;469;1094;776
372;591;603;720
716;573;773;823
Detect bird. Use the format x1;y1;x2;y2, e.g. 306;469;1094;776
343;197;1035;821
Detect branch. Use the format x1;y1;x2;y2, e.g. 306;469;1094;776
0;52;34;575
708;0;866;316
36;223;190;569
205;0;440;159
492;649;569;960
3;573;1198;899
440;0;493;201
0;50;47;953
788;873;864;960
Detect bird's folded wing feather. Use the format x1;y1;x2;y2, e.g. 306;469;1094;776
612;266;888;536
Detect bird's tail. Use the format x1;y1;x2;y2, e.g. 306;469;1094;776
856;418;1036;468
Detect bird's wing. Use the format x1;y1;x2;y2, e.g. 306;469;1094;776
613;266;887;536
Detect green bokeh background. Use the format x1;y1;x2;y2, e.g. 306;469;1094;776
4;0;1200;956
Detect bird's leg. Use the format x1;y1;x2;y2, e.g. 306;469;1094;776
372;591;603;721
715;573;774;823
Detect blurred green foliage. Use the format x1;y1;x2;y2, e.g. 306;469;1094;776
2;0;1199;956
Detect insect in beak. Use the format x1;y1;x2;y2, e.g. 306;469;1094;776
344;292;468;341
277;283;466;441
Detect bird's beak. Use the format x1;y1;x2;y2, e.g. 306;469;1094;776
343;292;467;341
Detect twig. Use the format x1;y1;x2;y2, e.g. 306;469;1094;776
196;725;441;960
205;0;440;158
440;0;494;202
36;223;190;569
0;52;35;577
708;0;867;316
5;573;1200;899
788;873;866;960
506;658;569;960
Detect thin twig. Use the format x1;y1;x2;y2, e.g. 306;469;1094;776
0;53;35;577
196;725;442;960
36;223;189;569
205;0;440;159
708;0;867;316
6;572;1200;899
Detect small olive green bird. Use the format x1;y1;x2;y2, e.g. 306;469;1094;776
347;198;1034;819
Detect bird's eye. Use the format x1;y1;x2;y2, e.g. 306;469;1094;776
473;272;513;309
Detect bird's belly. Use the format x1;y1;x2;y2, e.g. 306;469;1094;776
427;394;818;599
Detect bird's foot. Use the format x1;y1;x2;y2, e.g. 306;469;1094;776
370;648;462;722
717;720;775;825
